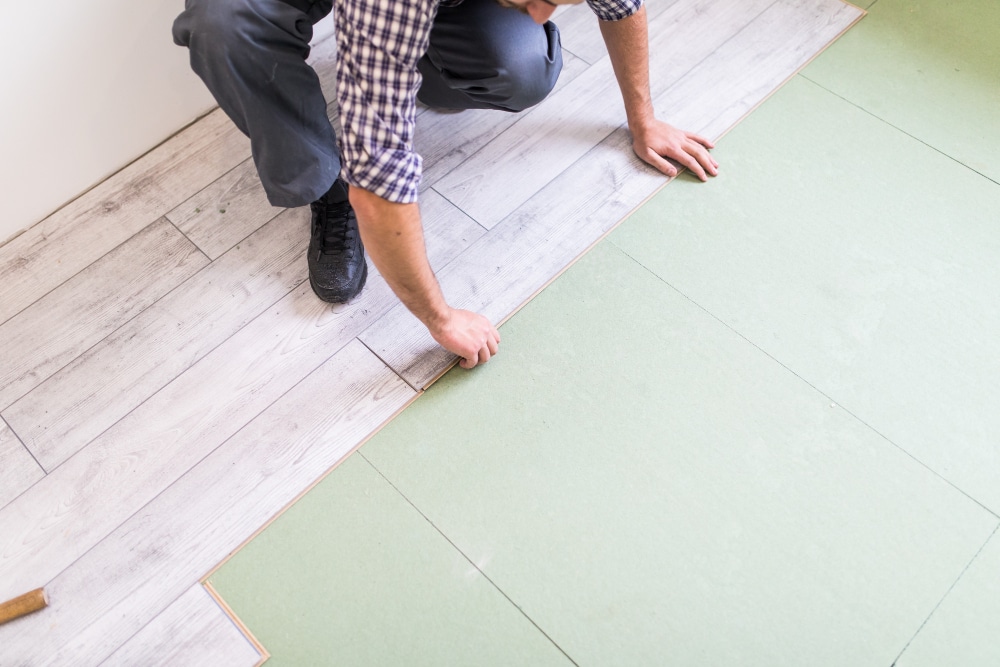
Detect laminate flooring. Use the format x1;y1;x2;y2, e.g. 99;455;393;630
0;0;863;663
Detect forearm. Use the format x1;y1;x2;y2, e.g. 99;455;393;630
599;5;655;131
348;186;448;329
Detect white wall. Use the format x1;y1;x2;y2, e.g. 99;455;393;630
0;1;334;245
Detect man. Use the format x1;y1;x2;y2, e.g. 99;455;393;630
173;0;717;369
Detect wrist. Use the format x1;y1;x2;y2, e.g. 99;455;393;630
626;105;657;134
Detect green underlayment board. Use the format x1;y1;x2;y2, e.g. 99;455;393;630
208;2;1000;663
209;239;997;666
803;0;1000;182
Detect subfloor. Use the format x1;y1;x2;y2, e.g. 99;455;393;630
1;0;997;664
207;0;1000;664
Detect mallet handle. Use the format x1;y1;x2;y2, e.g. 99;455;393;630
0;588;47;625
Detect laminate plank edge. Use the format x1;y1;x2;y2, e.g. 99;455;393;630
98;585;261;667
0;421;43;510
431;0;773;229
0;192;480;608
3;209;310;470
362;126;664;388
0;219;209;411
0;341;412;666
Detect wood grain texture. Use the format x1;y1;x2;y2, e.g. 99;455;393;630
0;342;412;666
99;585;261;667
0;421;43;509
432;0;773;229
0;192;480;610
3;209;308;470
0;219;208;412
165;158;283;260
0;108;249;327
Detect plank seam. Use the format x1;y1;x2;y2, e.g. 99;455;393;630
611;242;1000;521
890;523;1000;666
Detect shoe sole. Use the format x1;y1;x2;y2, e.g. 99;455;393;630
309;260;368;304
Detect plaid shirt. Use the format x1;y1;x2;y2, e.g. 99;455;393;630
334;0;643;203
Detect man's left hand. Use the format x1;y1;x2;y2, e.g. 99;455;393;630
631;119;718;182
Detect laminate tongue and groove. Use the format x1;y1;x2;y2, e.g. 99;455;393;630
98;585;262;667
0;0;864;662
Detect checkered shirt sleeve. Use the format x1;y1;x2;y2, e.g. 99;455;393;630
334;0;438;203
586;0;642;22
333;0;643;203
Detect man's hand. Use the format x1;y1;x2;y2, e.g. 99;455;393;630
349;186;501;369
631;118;718;181
600;5;720;182
429;308;501;369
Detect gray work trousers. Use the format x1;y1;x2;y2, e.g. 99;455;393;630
172;0;563;207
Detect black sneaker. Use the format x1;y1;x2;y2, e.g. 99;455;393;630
308;179;367;303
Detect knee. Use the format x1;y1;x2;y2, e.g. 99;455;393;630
173;0;310;60
485;22;563;111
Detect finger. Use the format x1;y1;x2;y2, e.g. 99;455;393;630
685;132;715;149
688;142;718;177
460;353;477;370
671;146;708;181
642;148;678;178
478;344;491;365
487;336;499;356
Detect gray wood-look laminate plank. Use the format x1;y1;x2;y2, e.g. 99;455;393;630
0;219;208;412
99;585;261;667
0;33;339;327
418;50;590;189
3;209;309;470
0;421;43;509
1;341;412;666
431;0;773;230
0;192;480;610
165;159;283;261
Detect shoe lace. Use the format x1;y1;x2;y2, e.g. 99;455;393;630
312;199;357;259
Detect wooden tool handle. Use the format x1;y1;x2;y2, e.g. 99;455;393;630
0;588;48;625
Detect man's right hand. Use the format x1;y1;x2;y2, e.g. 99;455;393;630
430;308;501;369
349;186;501;369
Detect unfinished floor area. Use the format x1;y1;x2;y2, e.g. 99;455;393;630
4;0;998;664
